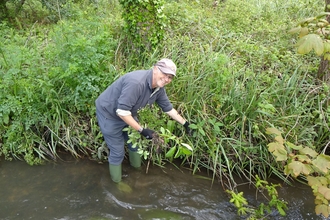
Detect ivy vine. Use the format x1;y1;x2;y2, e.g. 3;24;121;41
118;0;167;55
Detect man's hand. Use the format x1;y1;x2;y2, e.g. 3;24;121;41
140;128;155;139
183;121;192;136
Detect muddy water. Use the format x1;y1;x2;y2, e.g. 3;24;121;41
0;155;324;220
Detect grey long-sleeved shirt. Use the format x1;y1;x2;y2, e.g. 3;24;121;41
95;69;173;120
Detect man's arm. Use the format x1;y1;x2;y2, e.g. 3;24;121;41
118;113;154;139
165;108;186;125
117;109;143;132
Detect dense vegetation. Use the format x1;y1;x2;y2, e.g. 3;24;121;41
1;0;329;216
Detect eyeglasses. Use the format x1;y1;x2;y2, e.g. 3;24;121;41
157;67;174;80
163;73;173;81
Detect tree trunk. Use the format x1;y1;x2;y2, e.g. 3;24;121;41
318;0;330;83
318;58;330;82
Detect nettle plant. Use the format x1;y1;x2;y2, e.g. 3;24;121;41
266;127;330;218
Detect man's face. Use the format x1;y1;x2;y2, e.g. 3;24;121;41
154;67;174;88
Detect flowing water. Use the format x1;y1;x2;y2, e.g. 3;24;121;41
0;154;325;220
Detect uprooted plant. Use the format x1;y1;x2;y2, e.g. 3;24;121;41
123;126;193;173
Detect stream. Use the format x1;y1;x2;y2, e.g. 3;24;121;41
0;154;324;220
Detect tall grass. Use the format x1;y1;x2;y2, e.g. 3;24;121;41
155;0;328;187
0;0;329;192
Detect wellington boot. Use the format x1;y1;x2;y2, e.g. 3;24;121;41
128;150;141;168
109;164;122;183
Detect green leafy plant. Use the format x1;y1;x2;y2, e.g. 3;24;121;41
227;175;287;219
123;126;193;168
266;127;330;218
0;6;117;164
227;190;249;216
289;12;330;58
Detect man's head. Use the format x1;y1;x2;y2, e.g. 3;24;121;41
152;58;177;88
155;58;177;76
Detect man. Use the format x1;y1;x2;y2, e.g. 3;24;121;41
95;58;191;183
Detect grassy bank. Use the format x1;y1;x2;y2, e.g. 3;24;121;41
0;0;329;191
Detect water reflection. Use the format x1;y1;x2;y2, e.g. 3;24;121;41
0;155;326;220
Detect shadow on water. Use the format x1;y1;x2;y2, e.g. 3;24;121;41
0;154;326;220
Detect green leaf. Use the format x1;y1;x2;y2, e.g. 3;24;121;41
324;53;330;61
323;41;330;53
318;186;330;200
296;34;324;56
288;27;301;35
287;161;312;177
318;176;329;186
296;154;312;163
189;124;198;129
299;27;309;38
312;154;330;173
275;135;284;145
261;103;276;112
273;148;288;161
277;205;286;216
198;128;205;136
298;17;315;25
143;151;149;160
165;146;176;158
307;176;321;187
266;127;282;136
215;122;224;127
299;147;318;158
296;35;312;54
181;147;192;156
268;142;284;153
286;141;303;150
315;204;330;218
166;121;175;133
174;147;183;158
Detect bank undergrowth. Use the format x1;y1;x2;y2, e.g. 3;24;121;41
0;0;329;193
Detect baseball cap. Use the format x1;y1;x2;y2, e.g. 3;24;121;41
155;58;177;76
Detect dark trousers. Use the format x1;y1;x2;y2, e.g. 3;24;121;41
96;109;137;165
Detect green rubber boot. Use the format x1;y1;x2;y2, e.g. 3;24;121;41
128;149;141;168
109;164;122;183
